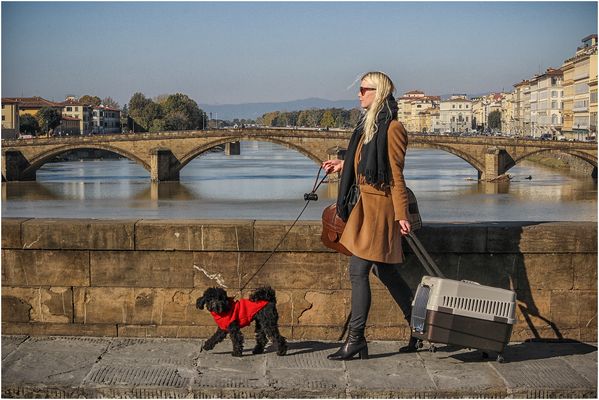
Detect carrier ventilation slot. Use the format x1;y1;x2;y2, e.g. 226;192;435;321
442;296;512;319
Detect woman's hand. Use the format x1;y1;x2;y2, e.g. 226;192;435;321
322;159;344;174
399;219;411;236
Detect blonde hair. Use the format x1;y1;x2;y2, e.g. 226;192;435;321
360;71;395;143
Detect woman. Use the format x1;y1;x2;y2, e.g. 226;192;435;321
322;71;416;360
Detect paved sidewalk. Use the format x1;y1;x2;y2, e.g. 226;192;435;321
1;335;597;398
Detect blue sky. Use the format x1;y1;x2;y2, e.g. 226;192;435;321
2;2;597;107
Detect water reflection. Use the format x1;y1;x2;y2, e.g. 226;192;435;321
1;142;596;222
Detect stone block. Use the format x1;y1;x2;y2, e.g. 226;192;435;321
578;291;597;332
135;220;254;251
1;322;117;337
2;287;73;323
237;252;343;290
21;219;136;250
409;223;488;253
573;254;597;290
74;287;208;325
515;254;573;291
193;252;252;289
514;290;552;328
367;325;411;341
2;250;90;286
550;291;580;329
580;326;597;342
367;289;409;326
117;324;217;338
452;254;517;289
254;221;329;252
488;222;597;253
1;218;28;248
294;290;349;326
90;251;194;287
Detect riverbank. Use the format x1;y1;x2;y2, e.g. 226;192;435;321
526;152;597;177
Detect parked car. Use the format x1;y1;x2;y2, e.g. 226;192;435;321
540;133;553;141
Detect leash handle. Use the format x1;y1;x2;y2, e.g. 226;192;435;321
240;167;329;292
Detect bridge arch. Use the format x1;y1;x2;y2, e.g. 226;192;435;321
23;144;151;177
509;148;598;172
409;142;485;176
177;136;323;172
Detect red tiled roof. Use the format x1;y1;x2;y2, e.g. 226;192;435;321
61;116;81;121
1;98;19;104
95;105;121;112
3;96;62;108
404;90;424;95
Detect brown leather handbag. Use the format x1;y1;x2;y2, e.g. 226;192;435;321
321;203;353;256
321;187;421;256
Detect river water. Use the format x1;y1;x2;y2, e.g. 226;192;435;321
1;141;597;222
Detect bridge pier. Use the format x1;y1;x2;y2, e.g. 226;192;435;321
2;150;35;181
150;149;181;182
225;142;241;156
482;147;514;181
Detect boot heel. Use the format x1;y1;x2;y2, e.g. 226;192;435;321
359;346;369;360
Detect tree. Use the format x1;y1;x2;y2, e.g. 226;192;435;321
488;110;501;130
162;93;204;129
128;93;155;131
163;111;189;131
36;107;62;134
78;95;101;107
102;97;119;109
320;111;335;128
19;114;39;135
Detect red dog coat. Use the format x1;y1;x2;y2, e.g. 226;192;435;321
210;298;269;330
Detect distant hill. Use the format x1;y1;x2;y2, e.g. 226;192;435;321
199;94;490;121
199;98;357;121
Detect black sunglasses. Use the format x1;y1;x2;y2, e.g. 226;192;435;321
359;87;376;95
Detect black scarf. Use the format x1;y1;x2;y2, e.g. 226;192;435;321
336;95;398;221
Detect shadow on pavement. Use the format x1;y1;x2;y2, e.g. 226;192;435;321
439;340;598;363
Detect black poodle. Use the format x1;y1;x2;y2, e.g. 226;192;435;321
196;286;288;357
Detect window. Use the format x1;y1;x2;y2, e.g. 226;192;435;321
575;82;589;95
452;105;455;109
66;107;72;112
591;91;598;104
551;101;558;109
2;115;4;121
551;91;557;98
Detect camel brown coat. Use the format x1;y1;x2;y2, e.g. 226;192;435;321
339;120;409;264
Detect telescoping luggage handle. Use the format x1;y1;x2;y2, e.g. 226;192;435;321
405;232;445;279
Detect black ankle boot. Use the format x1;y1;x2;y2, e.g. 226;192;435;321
327;329;368;360
398;335;419;353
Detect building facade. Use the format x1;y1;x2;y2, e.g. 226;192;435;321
438;95;472;133
560;34;597;139
397;90;440;133
59;116;81;135
92;105;122;134
1;98;20;139
61;97;93;135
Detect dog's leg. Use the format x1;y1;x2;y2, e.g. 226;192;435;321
228;321;244;357
259;305;287;356
203;328;227;351
252;320;268;355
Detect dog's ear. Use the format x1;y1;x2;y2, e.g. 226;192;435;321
196;296;206;310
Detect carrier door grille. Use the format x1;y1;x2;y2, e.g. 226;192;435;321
442;295;513;319
411;285;430;333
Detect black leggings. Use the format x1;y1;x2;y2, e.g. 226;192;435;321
349;255;413;331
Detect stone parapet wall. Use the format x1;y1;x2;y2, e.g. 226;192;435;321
1;218;596;341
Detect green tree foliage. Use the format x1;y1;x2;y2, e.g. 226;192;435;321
260;108;361;129
36;107;62;133
488;110;501;130
19;114;39;135
126;92;207;132
78;95;101;107
162;93;205;130
320;111;335;128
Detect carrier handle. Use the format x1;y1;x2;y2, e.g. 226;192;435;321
405;232;445;279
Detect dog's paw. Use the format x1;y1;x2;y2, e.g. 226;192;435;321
252;346;265;355
202;343;214;351
232;350;243;357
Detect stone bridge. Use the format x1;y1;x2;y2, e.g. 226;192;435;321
2;128;597;181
